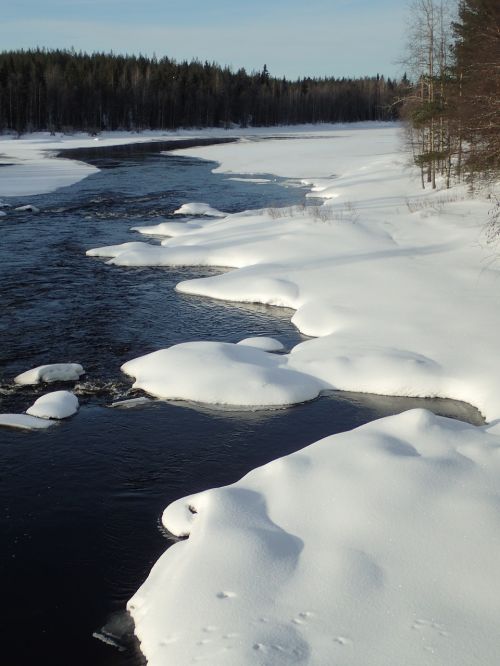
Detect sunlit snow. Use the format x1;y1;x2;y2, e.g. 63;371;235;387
26;391;79;419
14;363;85;385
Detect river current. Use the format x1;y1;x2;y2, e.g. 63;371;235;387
0;141;483;666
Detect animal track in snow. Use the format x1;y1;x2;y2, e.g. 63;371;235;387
216;590;236;599
333;635;353;646
412;618;449;637
292;610;314;625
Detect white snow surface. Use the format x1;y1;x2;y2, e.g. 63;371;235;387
1;124;353;198
0;413;55;430
237;336;285;352
121;342;321;406
129;409;500;666
26;391;79;419
110;124;500;665
87;125;500;421
14;363;85;385
174;202;226;217
130;220;204;237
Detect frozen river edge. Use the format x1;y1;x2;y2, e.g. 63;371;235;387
4;124;500;665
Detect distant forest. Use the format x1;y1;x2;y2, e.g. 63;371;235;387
0;49;404;133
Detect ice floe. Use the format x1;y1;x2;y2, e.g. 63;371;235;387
14;363;85;385
26;391;79;419
0;413;55;430
109;397;152;409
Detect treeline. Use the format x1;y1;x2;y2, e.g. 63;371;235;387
402;0;499;187
0;49;404;134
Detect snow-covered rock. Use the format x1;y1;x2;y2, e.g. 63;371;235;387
14;363;85;385
237;336;285;352
26;391;79;419
174;202;226;217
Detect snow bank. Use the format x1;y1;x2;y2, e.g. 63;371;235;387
0;123;386;198
121;342;321;406
0;413;55;430
0;130;183;197
128;409;500;666
14;363;85;385
88;125;500;421
174;202;226;217
113;124;500;665
26;391;79;419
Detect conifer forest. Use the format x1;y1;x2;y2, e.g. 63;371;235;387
0;49;402;134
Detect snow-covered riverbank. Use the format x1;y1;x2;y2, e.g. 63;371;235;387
89;124;500;665
0;123;377;197
4;123;500;664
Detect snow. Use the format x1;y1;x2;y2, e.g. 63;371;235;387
14;363;85;385
173;202;226;217
110;397;152;409
106;124;500;665
121;342;321;406
87;125;500;421
128;409;500;666
5;123;500;663
26;391;79;419
131;221;204;237
237;336;285;352
14;204;39;212
0;413;55;430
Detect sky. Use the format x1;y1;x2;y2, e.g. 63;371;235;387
0;0;407;80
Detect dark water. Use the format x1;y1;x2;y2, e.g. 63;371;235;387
0;143;483;666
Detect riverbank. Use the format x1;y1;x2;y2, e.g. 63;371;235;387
3;122;500;664
82;124;500;665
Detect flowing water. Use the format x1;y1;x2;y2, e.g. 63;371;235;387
0;141;483;666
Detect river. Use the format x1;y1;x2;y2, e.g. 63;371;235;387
0;141;483;666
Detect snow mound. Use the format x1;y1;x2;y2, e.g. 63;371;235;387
14;363;85;385
128;409;500;666
174;202;226;217
0;413;55;430
26;391;79;419
237;336;285;352
121;341;322;406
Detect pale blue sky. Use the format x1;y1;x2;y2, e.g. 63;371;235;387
0;0;407;79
